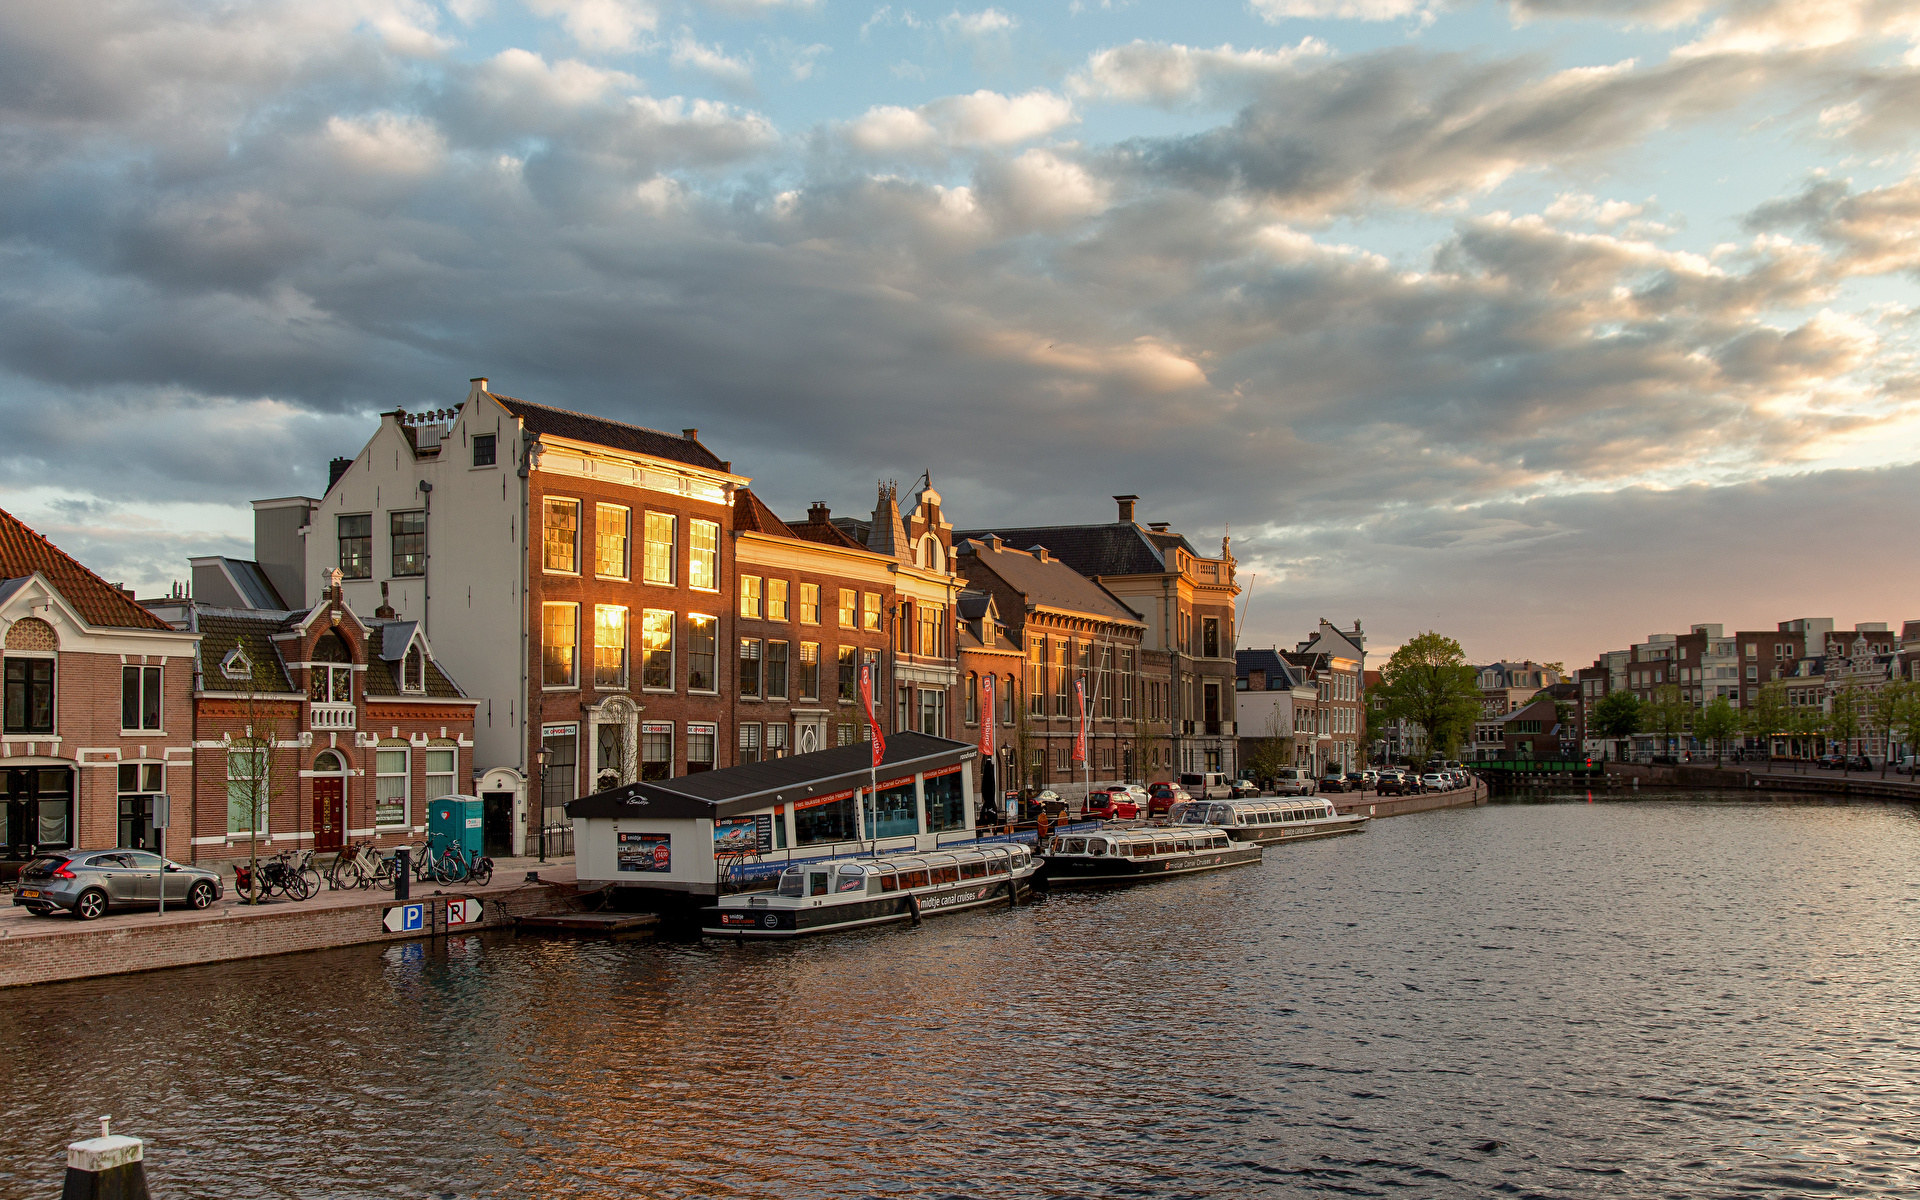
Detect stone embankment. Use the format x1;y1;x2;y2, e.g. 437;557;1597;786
1330;777;1489;820
1603;761;1920;801
0;858;589;989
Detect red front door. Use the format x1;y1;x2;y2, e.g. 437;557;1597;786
313;779;345;851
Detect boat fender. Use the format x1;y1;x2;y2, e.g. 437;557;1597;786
907;892;922;926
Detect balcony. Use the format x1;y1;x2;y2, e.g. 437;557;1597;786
311;703;356;731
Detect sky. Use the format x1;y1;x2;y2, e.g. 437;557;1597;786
2;0;1918;669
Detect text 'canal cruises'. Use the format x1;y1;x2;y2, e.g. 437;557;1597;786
1039;827;1262;885
701;843;1037;937
1175;798;1369;845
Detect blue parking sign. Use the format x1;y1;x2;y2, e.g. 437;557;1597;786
383;902;425;933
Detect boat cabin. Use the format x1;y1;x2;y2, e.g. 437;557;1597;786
1049;828;1233;859
568;732;989;897
1173;797;1366;844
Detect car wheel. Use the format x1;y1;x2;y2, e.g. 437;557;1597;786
188;881;216;910
74;889;108;921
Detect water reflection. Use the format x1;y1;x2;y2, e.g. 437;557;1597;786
5;793;1920;1197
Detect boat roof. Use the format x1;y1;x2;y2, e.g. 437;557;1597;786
1065;827;1229;844
783;843;1030;873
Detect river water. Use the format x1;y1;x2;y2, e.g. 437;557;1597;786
6;790;1920;1199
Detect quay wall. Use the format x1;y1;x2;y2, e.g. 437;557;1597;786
1331;779;1488;820
0;884;579;990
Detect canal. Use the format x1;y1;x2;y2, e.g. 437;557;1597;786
6;790;1919;1198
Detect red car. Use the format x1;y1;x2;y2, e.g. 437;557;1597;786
1084;788;1142;820
1146;783;1191;817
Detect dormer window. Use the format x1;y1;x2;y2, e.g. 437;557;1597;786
402;644;426;693
221;646;252;681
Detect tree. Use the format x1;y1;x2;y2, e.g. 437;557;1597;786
1890;685;1920;776
1244;736;1291;788
1828;683;1864;775
1866;681;1909;778
1130;719;1167;786
1373;632;1481;759
227;655;286;905
1645;685;1689;758
1694;697;1741;767
1591;690;1641;760
1745;682;1791;758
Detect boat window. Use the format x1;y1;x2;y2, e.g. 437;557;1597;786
777;868;805;898
960;861;986;880
932;865;959;885
1153;840;1174;855
877;873;899;892
1208;805;1232;824
836;866;866;893
903;868;930;888
986;857;1007;874
1064;838;1087;854
1214;835;1232;849
809;872;829;896
1087;839;1107;856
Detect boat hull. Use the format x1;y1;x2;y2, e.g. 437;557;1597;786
701;876;1025;938
1040;843;1263;885
1225;814;1369;846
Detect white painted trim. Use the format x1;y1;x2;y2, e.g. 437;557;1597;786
76;747;124;764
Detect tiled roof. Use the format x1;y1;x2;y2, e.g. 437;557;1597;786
494;395;729;472
197;613;296;693
733;489;797;537
952;523;1170;578
957;541;1143;625
1235;648;1300;690
791;516;865;549
365;623;467;699
0;506;176;631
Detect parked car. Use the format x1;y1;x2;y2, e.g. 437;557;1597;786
1270;768;1316;797
1034;790;1069;817
13;850;223;920
1146;782;1192;817
1376;772;1412;796
1420;773;1448;790
1896;756;1919;775
1229;778;1261;798
1359;770;1379;786
1815;754;1847;770
1319;775;1352;794
1344;772;1369;792
1084;787;1141;820
1179;772;1233;799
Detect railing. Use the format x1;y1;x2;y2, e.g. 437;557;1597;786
310;703;356;731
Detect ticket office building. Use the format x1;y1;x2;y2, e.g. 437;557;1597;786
568;732;981;897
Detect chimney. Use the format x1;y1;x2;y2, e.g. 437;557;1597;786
375;581;396;620
807;502;830;524
683;428;699;441
1114;494;1139;523
1148;522;1170;533
469;377;488;392
327;457;352;490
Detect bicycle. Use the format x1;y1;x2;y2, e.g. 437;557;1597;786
429;844;493;887
327;841;380;890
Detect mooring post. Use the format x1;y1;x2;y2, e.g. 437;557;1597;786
62;1116;151;1200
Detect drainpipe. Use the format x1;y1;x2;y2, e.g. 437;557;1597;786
519;429;535;858
417;480;432;639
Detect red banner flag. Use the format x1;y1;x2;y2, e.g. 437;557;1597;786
860;661;885;769
980;675;996;759
1073;678;1089;763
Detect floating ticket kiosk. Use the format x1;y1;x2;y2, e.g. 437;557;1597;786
567;733;994;898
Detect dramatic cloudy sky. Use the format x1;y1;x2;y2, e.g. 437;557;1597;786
4;0;1918;665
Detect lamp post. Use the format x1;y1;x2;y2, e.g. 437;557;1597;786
534;743;551;863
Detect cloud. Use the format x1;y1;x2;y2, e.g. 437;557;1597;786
1251;0;1435;22
1070;39;1332;106
671;34;756;92
523;0;658;52
845;88;1076;152
1745;173;1920;277
941;7;1017;37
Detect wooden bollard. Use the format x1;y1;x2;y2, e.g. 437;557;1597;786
62;1117;150;1200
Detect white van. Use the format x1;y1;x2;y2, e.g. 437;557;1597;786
1179;772;1232;799
1270;768;1315;797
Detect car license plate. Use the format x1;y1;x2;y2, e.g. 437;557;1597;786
18;889;39;898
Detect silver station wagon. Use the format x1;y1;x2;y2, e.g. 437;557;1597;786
12;849;223;920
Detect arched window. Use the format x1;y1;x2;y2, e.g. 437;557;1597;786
403;644;426;693
918;535;944;572
314;750;345;773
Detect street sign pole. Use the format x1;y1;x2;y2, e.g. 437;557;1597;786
153;794;171;916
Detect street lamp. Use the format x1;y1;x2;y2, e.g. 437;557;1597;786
534;743;552;863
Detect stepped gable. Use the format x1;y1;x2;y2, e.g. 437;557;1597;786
493;395;729;472
0;505;174;631
951;522;1173;578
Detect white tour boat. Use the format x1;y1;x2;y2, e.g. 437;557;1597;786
701;842;1037;938
1175;797;1368;845
1039;826;1262;885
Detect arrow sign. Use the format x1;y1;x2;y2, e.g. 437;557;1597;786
446;898;482;926
383;903;424;933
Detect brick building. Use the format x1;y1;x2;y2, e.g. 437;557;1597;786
1235;648;1314;773
1283;620;1366;774
2;506;200;876
956;588;1023;799
956;535;1147;795
166;574;479;863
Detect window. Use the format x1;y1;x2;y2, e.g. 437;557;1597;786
640;723;672;781
838;723;857;746
594;605;628;689
839;588;857;627
966;673;979;724
226;742;268;835
1202;617;1220;658
4;658;54;735
739;638;762;696
401;644;426;693
687;614;718;692
540;728;577;833
472;433;496;467
799;583;820;624
1055;640;1071;716
543;603;578;687
1002;674;1016;725
896;684;911;731
1747;665;1758;680
385;510;428;578
1099;646;1114;718
544;499;580;573
1028;637;1046;716
641;610;674;690
794;792;859;846
838;646;856;702
863;592;881;632
740;575;763;619
596;505;630;579
689;519;719;590
798;643;820;699
767;578;790;622
643;513;676;585
918;688;945;736
121;665;162;731
739;723;762;765
766;640;789;699
117;763;165;850
917;603;943;657
686;723;716;773
310;662;352;703
896;601;914;653
425;746;457;799
338;514;372;579
767;723;788;759
376;744;409;827
1120;650;1135;719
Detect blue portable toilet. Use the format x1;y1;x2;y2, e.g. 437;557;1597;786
427;795;485;858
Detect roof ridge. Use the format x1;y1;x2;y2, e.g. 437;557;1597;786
497;394;699;448
0;505;174;631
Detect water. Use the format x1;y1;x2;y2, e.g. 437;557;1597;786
7;790;1920;1198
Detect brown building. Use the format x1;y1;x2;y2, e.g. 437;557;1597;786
956;588;1024;800
956;535;1147;795
176;574;479;862
2;507;201;875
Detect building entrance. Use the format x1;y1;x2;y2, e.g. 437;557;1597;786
2;766;74;880
312;751;347;852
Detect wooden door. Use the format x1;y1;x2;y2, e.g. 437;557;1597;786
313;778;345;851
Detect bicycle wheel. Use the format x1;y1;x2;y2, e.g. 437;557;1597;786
469;857;492;888
374;857;397;889
300;867;322;897
288;870;314;901
435;849;465;884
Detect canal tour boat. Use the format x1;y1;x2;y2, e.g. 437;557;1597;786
1039;827;1262;885
701;843;1038;938
1175;798;1369;846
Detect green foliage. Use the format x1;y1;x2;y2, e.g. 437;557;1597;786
1373;631;1481;758
1693;697;1742;765
1644;684;1689;754
1591;689;1641;740
1867;681;1908;775
1744;681;1790;740
1244;738;1292;785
